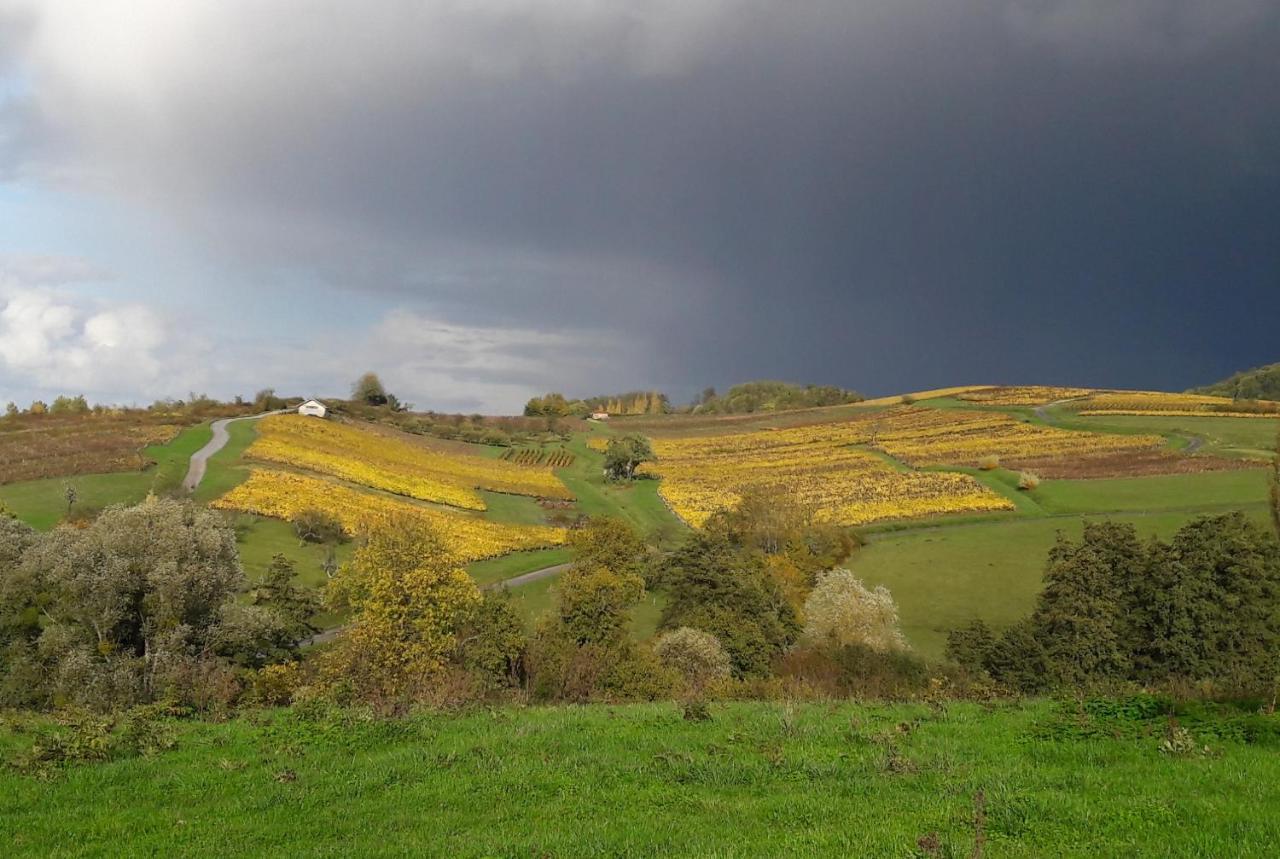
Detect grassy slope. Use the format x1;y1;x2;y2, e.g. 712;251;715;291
1054;412;1279;458
551;431;687;546
3;700;1278;857
856;506;1271;658
0;423;213;529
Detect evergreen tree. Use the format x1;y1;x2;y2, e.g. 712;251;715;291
252;554;321;641
1270;425;1279;538
1169;513;1280;686
659;532;800;677
946;619;996;675
983;619;1050;693
1030;524;1138;685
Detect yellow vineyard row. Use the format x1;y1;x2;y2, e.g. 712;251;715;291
646;435;1014;527
213;469;565;562
958;386;1094;405
1073;392;1280;417
246;415;572;510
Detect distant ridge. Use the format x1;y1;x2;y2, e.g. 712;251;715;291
1190;362;1280;401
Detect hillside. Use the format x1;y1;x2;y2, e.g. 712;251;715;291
1192;362;1280;401
1;384;1275;654
3;699;1278;857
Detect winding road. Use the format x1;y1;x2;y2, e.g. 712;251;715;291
182;411;285;492
180;409;576;646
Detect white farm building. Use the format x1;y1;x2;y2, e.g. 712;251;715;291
297;399;328;418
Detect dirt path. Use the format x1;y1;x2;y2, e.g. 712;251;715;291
182;411;284;492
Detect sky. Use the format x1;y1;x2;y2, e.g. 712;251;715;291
1;1;1277;413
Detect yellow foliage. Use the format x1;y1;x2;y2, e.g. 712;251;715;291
324;516;482;701
246;415;572;510
212;469;565;562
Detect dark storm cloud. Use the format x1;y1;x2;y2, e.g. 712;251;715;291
4;1;1279;400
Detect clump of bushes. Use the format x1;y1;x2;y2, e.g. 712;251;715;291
977;454;1000;471
1017;471;1041;490
292;508;348;544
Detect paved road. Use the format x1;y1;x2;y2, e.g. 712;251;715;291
182;411;284;492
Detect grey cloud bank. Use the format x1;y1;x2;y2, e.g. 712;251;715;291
0;1;1277;411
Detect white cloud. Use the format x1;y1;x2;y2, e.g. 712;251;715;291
212;308;635;414
0;287;188;400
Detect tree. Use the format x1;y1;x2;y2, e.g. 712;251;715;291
802;569;906;652
1029;524;1139;685
352;371;390;406
1271;425;1279;538
983;619;1050;693
659;532;799;677
251;554;320;644
567;516;649;581
455;591;527;689
707;486;856;572
252;388;283;412
23;497;260;709
555;565;644;646
50;394;89;414
1166;513;1280;686
324;514;481;705
945;619;996;675
603;434;654;480
3;402;17;418
523;392;576;417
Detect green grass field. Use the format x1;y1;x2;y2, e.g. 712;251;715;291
557;432;688;546
1044;411;1279;458
856;506;1272;657
3;699;1277;857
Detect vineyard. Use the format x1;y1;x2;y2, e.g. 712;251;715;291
957;386;1094;405
244;415;572;510
640;397;1256;526
212;469;566;562
645;419;1016;527
501;448;575;468
0;417;180;485
1071;391;1280;418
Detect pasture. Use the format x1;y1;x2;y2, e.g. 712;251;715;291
3;699;1278;857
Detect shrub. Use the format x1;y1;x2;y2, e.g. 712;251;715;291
1017;471;1041;491
802;569;906;652
977;454;1000;471
292;508;348;544
900;394;917;405
946;619;996;674
654;627;733;692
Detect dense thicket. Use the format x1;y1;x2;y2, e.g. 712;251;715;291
1191;361;1280;401
948;514;1280;694
691;381;863;414
0;499;314;711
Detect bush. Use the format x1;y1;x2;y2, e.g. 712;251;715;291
292;508;348;544
654;627;733;692
900;394;917;405
802;569;906;652
977;454;1000;471
1017;471;1041;491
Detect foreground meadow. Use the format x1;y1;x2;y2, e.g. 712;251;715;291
3;699;1278;857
